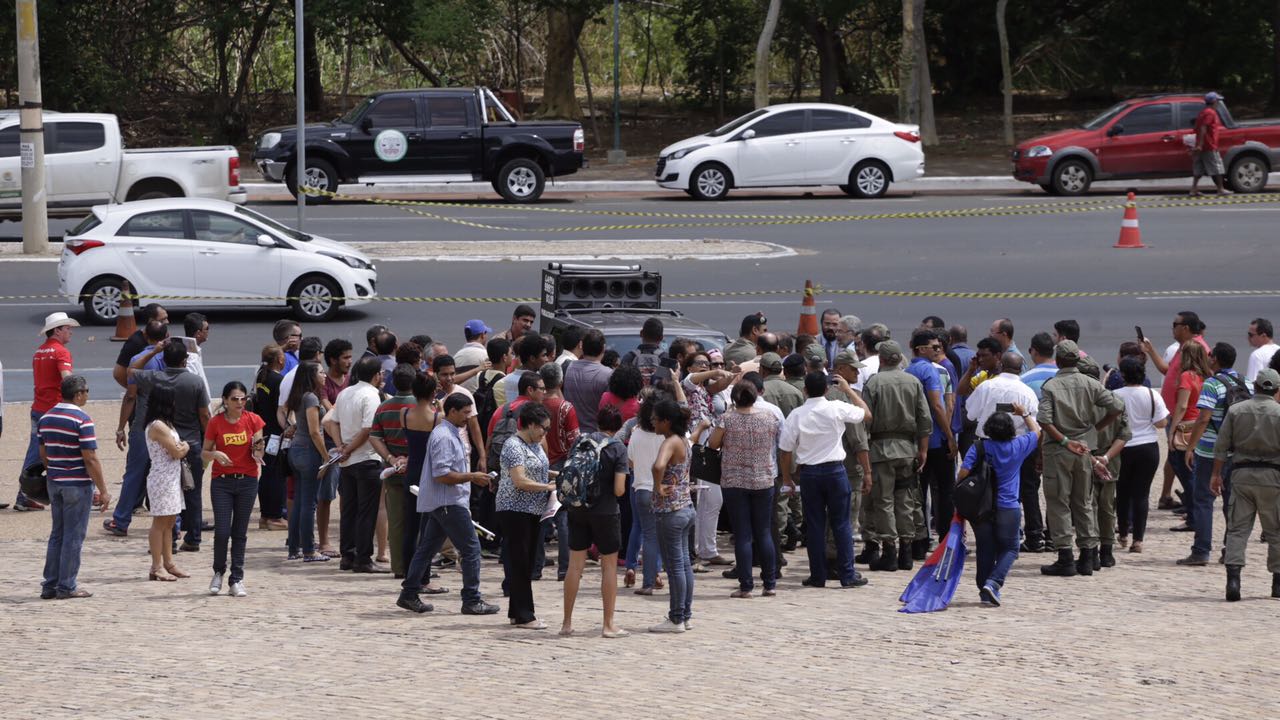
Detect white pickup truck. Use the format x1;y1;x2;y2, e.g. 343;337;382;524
0;112;246;220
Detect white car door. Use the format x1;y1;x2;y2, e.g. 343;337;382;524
45;120;117;207
802;109;874;184
0;122;51;212
111;209;195;300
733;110;809;186
189;210;283;303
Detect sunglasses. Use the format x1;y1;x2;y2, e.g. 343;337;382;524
710;362;725;368
228;396;248;403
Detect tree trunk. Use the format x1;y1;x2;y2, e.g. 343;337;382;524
754;0;782;108
898;0;937;144
575;39;602;148
805;17;838;103
220;0;276;142
996;0;1013;144
378;23;443;86
1271;0;1280;111
340;29;354;102
304;16;323;113
540;7;588;119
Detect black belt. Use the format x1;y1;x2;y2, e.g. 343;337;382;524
798;461;842;469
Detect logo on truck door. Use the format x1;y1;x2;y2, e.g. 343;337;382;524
374;129;408;163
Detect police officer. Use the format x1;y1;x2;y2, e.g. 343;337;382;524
825;350;872;572
1212;368;1280;601
862;340;931;572
1037;341;1125;577
1080;357;1131;571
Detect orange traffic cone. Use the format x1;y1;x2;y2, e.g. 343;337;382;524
110;280;137;342
1114;192;1145;248
797;280;819;336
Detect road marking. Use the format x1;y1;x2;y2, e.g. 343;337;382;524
1199;207;1280;212
1137;293;1280;300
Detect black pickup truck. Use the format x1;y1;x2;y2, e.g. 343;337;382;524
252;87;586;202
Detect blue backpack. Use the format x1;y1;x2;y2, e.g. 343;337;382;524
557;435;610;509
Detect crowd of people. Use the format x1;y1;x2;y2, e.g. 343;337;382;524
14;301;1280;621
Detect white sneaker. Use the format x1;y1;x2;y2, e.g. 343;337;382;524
208;573;223;595
684;620;692;631
648;618;686;634
229;582;247;597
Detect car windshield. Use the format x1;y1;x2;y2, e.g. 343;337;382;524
706;109;769;137
604;332;726;357
339;96;375;125
233;206;310;242
1082;101;1131;130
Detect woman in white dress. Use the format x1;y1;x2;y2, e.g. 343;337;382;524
146;386;190;581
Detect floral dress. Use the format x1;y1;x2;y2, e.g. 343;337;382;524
145;420;185;516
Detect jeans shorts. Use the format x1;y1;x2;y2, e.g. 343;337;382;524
318;463;340;502
567;511;621;555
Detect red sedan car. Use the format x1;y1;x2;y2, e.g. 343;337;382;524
1012;94;1280;195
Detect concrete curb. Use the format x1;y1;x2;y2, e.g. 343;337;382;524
242;172;1280;199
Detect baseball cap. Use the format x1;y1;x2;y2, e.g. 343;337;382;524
1204;91;1224;104
876;339;903;356
760;352;783;372
802;344;826;364
463;319;493;337
782;354;806;371
1055;340;1080;362
834;349;865;369
1255;368;1280;392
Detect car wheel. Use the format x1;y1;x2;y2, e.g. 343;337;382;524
286;158;338;205
1051;159;1092;195
689;162;731;200
1039;182;1059;195
497;158;546;202
81;276;126;325
845;161;890;199
1227;155;1269;194
290;275;342;322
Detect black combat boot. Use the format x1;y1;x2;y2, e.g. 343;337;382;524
897;541;913;571
871;545;898;572
911;538;928;560
1040;548;1078;576
1099;545;1116;568
855;541;880;566
1076;548;1094;576
1226;565;1242;602
1272;573;1280;599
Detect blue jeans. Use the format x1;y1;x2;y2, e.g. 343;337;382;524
1169;447;1195;528
18;409;43;504
974;506;1022;590
626;488;664;586
723;487;776;592
656;505;695;624
287;443;322;555
799;462;856;586
1192;455;1231;558
111;421;150;530
402;504;483;606
42;483;95;595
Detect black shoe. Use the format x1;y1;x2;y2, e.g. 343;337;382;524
1091;548;1102;572
339;559;354;571
200;521;215;532
840;573;869;588
394;573;406;580
1272;573;1280;599
1176;554;1210;567
1041;549;1078;577
1099;545;1116;568
871;549;898;572
721;568;737;579
178;543;199;552
1157;496;1174;510
461;600;500;615
1076;549;1094;576
1170;523;1194;532
556;573;566;582
39;588;56;600
1226;565;1242;602
826;564;840;580
855;540;880;565
897;541;913;571
396;593;433;613
1020;539;1046;553
911;538;928;561
353;563;391;574
801;577;825;588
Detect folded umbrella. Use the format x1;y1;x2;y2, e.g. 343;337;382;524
899;513;968;614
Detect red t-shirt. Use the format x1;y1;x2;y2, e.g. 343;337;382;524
32;339;73;414
207;411;266;478
1195;107;1221;151
598;392;640;423
1160;335;1210;409
1175;371;1204;424
543;396;580;465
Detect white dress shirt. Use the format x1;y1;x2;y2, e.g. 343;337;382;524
966;372;1039;438
779;397;866;465
753;397;785;425
852;355;880;392
1246;343;1279;383
333;380;382;467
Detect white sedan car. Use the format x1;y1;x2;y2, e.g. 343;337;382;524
59;198;378;323
656;103;925;200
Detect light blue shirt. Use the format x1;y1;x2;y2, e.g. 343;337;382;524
417;419;471;512
1020;362;1058;400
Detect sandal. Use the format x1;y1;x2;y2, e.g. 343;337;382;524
655;576;665;590
163;565;189;579
624;569;635;588
1129;541;1143;554
303;554;331;563
149;571;177;582
319;548;340;558
634;587;654;596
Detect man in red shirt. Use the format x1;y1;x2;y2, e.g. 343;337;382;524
1190;92;1227;196
16;313;79;511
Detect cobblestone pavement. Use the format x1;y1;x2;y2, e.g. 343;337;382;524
2;404;1278;719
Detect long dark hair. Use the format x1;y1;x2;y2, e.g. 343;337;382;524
145;385;177;428
286;362;323;414
221;381;249;417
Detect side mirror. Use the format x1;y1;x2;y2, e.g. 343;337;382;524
360;117;373;132
1106;124;1123;137
741;129;756;140
256;234;276;248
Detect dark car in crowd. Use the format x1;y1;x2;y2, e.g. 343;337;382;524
542;307;728;359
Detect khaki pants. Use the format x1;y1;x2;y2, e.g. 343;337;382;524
1224;477;1280;572
1091;478;1117;546
384;481;410;576
1043;449;1098;550
870;458;914;546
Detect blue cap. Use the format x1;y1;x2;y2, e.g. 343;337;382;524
1204;91;1224;104
464;319;493;337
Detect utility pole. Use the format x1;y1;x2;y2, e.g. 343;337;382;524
295;0;306;230
16;0;47;255
606;0;626;164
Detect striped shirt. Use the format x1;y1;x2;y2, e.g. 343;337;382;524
371;394;415;456
37;402;97;486
1020;362;1059;400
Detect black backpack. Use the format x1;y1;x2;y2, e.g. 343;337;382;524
953;439;996;524
1212;372;1252;430
474;371;502;440
485;404;519;472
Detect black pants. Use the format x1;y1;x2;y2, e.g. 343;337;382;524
257;452;286;520
180;449;204;547
339;460;382;567
1019;451;1046;544
1117;443;1161;541
211;474;259;584
925;447;954;540
497;510;542;624
471;485;500;551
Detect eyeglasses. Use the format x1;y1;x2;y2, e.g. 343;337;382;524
227;396;248;403
534;385;546;391
710;362;725;368
691;360;709;367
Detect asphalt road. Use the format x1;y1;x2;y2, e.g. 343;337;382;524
2;188;1277;402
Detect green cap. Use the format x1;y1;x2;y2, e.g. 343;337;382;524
1255;368;1280;392
834;349;865;369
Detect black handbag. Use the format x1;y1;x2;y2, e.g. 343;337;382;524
690;444;722;484
19;463;49;504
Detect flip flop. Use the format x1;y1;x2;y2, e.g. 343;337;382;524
319;549;340;558
420;585;450;595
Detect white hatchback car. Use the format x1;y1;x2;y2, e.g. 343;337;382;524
656;103;925;200
59;198;378;323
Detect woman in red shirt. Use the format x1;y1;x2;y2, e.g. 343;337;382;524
203;381;266;597
1170;341;1211;532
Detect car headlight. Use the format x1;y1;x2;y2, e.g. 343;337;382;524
259;132;282;149
670;144;708;160
1025;145;1052;158
320;251;371;270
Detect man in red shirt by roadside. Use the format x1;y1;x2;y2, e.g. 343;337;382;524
14;313;79;512
1190;91;1228;196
